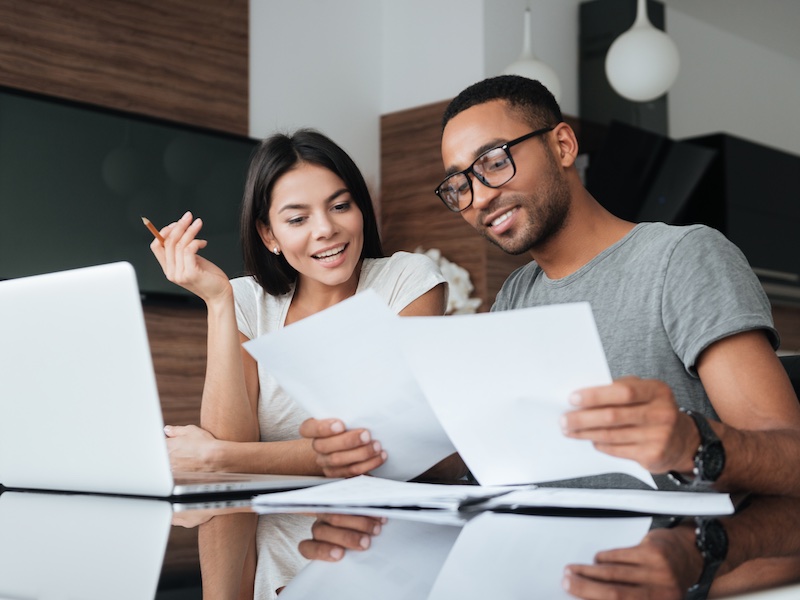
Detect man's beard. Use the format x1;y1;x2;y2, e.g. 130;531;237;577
479;169;571;256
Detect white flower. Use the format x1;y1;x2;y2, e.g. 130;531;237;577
415;247;482;315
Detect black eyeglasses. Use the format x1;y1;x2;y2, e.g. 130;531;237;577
434;125;557;212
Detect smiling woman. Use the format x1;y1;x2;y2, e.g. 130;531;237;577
147;128;447;596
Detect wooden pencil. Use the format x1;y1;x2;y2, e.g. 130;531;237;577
141;216;165;245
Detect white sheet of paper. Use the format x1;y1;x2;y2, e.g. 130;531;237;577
251;475;523;511
243;291;457;481
252;475;731;516
398;302;657;487
429;512;652;599
478;486;734;516
279;517;463;600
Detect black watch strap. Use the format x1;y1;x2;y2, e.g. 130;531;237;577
668;409;725;488
687;517;728;600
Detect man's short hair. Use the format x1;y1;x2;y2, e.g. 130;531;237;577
442;75;563;132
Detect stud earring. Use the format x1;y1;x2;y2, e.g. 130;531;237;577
273;247;280;255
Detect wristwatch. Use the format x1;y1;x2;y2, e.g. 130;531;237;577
687;517;729;600
668;409;725;488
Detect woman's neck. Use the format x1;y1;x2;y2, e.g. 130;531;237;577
285;262;362;325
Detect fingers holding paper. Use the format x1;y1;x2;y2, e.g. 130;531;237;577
560;377;696;474
299;418;388;478
298;513;385;562
148;211;232;304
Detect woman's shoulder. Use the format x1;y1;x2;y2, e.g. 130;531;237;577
361;251;441;281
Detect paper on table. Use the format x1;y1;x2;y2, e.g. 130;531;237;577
398;302;657;488
429;512;652;599
476;486;734;516
251;475;524;511
252;475;731;517
243;291;457;481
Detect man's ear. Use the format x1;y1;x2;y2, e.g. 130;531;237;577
256;221;277;250
553;122;579;169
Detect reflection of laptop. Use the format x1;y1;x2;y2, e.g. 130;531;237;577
0;490;172;600
0;262;332;498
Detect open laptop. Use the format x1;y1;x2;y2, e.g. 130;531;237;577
0;261;332;498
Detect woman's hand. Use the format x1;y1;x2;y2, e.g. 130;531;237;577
299;418;387;478
164;424;220;472
298;513;386;562
148;211;232;305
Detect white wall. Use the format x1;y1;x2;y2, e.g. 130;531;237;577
250;1;800;190
667;8;800;156
381;0;485;115
249;0;382;192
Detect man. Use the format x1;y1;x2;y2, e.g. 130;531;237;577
300;75;800;495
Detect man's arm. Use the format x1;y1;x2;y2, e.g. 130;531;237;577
562;330;800;494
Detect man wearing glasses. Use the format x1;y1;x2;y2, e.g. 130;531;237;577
302;75;800;497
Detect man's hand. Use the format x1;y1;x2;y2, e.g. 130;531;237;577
299;418;387;478
561;377;699;475
298;513;386;562
563;525;701;599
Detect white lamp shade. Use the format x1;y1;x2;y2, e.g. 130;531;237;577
605;26;679;102
502;7;562;102
502;58;562;102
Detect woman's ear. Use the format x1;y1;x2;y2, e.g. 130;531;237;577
256;221;278;252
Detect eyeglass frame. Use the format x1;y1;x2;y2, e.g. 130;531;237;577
434;124;558;213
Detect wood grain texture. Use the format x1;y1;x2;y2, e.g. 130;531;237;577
0;0;248;135
143;304;207;426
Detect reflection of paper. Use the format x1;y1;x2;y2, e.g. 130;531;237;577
243;291;457;481
252;475;523;511
279;517;463;600
430;512;652;599
398;303;657;488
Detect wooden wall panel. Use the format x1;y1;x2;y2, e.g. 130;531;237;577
0;0;248;135
143;304;207;426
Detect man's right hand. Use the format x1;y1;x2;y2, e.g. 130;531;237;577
299;418;387;478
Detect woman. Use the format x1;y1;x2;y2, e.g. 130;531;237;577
150;129;446;598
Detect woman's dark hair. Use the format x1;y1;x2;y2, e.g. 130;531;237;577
240;129;383;295
442;75;563;132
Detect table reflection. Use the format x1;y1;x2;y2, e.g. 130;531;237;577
3;489;799;600
266;494;800;600
0;490;171;600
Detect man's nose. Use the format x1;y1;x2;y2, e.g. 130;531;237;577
470;177;501;211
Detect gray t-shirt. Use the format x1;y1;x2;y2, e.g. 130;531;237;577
492;222;778;489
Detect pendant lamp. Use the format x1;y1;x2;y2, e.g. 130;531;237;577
605;0;680;102
502;7;562;102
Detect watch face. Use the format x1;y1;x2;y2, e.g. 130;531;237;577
698;518;728;562
699;441;726;481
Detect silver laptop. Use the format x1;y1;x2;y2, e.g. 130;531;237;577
0;261;332;497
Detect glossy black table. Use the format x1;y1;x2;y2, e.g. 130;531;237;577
1;488;799;599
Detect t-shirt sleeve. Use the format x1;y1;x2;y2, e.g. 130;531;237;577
230;276;259;340
661;226;779;375
368;252;448;313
